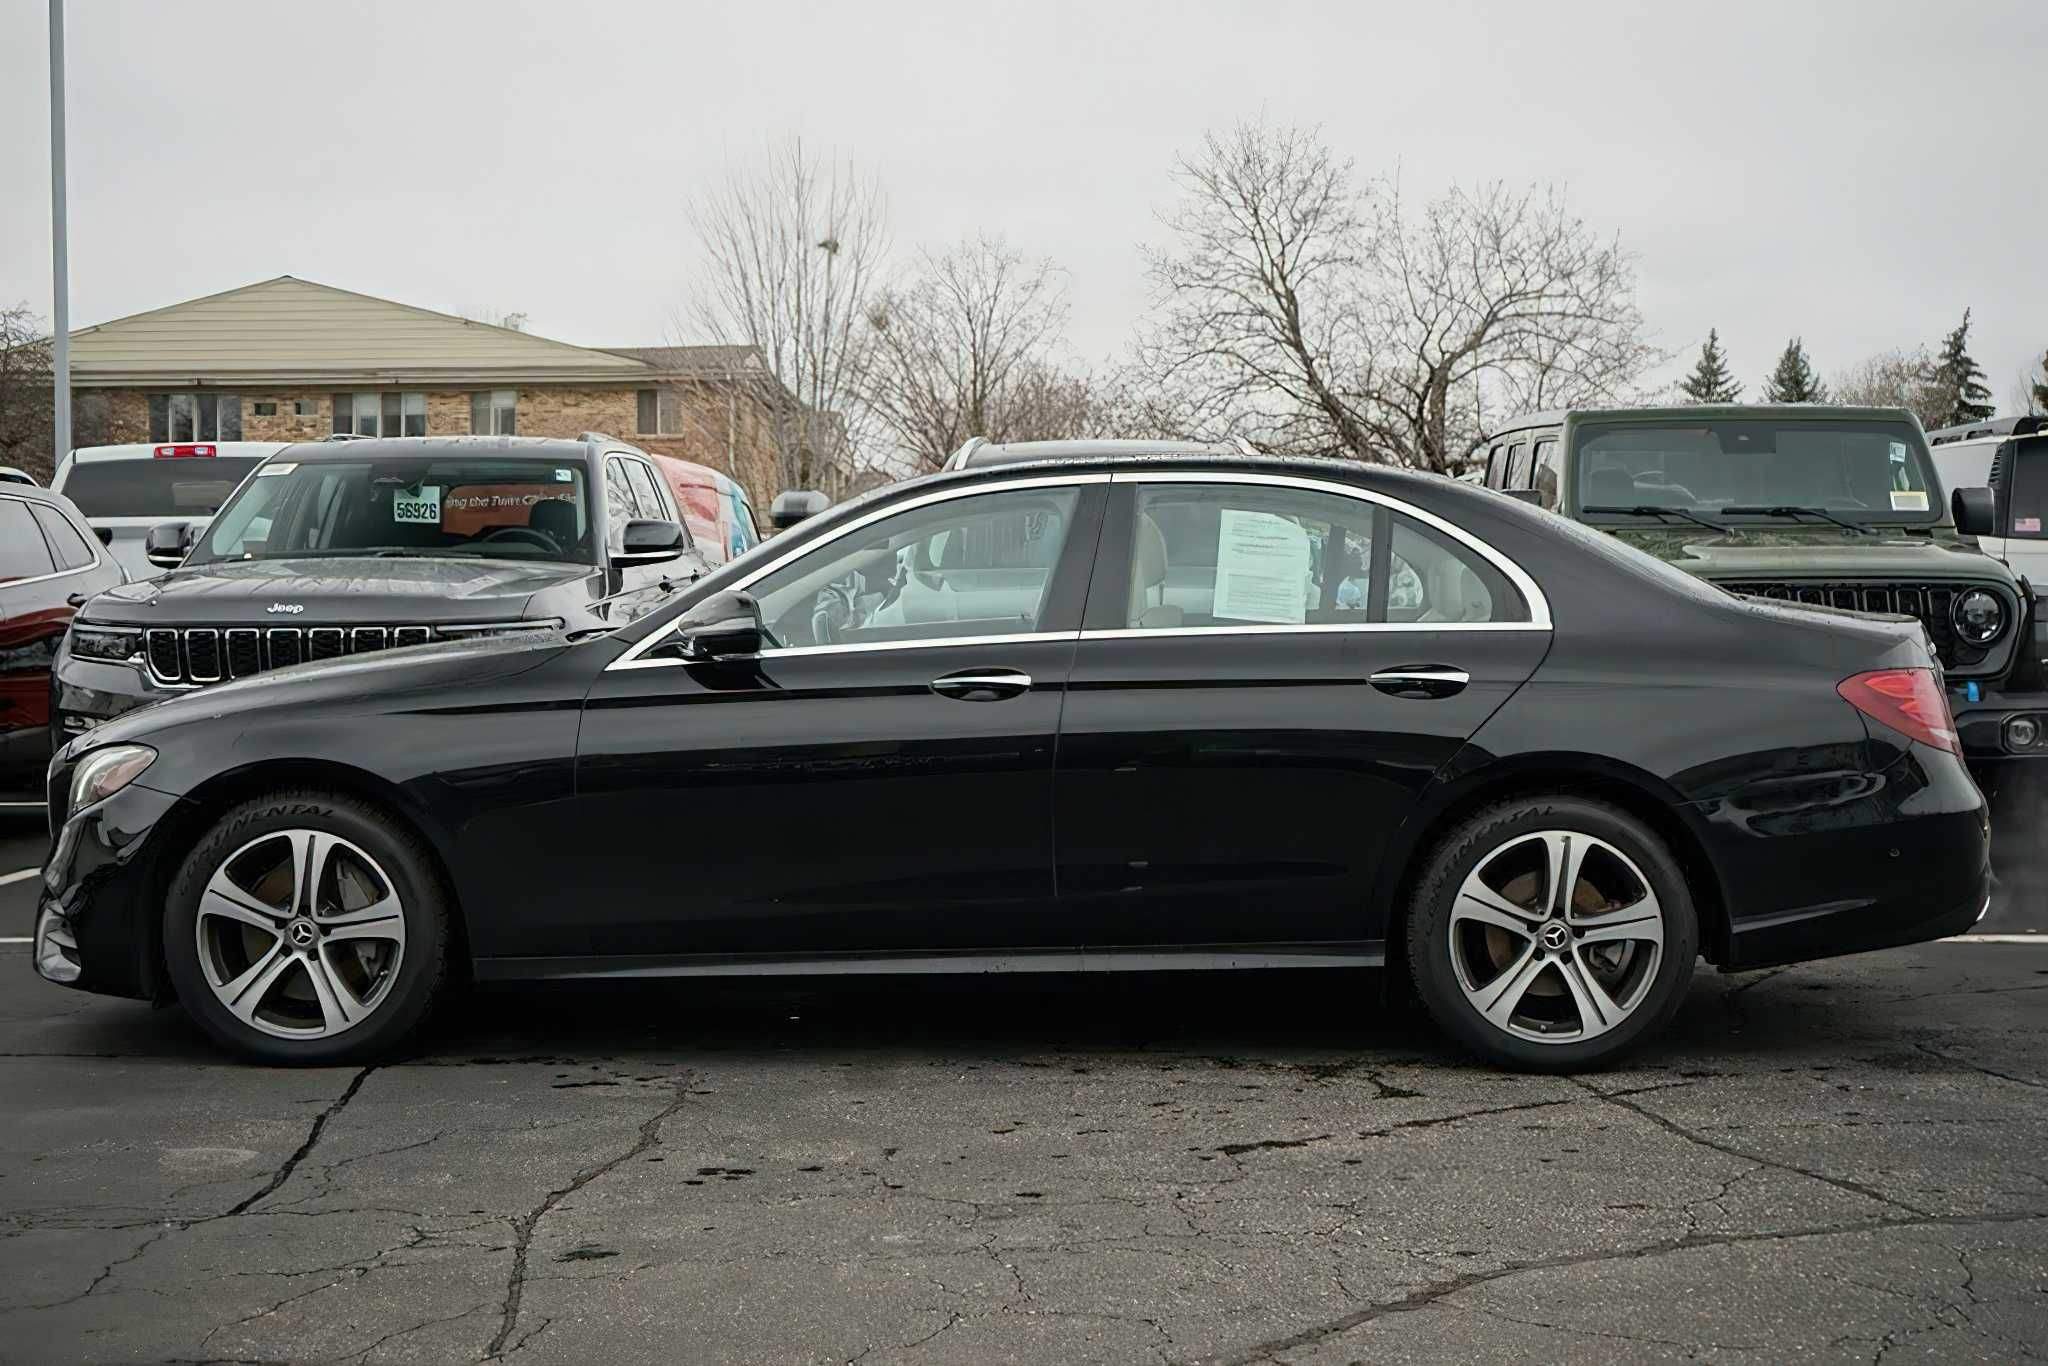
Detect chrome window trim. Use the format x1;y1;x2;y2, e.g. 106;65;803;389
607;473;1112;672
604;467;1553;673
1108;469;1552;630
0;492;106;587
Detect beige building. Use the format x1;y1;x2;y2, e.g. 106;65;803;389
66;276;828;507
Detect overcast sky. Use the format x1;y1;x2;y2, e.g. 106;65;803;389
3;0;2044;410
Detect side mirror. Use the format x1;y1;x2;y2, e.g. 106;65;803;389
1953;486;1997;538
669;590;763;660
769;490;829;531
612;518;687;567
145;521;194;569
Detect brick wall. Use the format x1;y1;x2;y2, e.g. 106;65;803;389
75;382;797;509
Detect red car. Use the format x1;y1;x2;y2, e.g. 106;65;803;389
645;453;764;565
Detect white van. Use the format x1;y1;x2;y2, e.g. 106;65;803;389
1927;415;2048;677
50;442;285;579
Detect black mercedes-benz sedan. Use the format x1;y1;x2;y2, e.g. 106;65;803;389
32;450;1991;1069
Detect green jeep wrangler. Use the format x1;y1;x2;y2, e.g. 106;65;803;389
1482;404;2043;765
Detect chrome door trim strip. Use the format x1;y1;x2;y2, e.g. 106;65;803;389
606;473;1111;672
1078;622;1547;641
1109;468;1553;630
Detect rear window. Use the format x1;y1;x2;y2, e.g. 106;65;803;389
2008;439;2048;540
57;457;264;518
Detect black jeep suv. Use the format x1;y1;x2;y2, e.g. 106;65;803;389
53;435;711;745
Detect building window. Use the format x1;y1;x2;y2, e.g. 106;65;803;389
293;399;319;418
148;393;242;443
637;387;691;436
251;401;279;417
333;392;426;437
471;389;517;436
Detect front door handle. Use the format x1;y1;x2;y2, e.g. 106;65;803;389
1368;666;1470;700
931;668;1033;701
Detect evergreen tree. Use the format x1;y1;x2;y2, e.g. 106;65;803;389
1928;308;1994;428
1762;337;1828;404
1679;328;1742;403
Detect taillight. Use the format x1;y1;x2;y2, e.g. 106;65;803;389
153;444;215;458
1838;668;1961;756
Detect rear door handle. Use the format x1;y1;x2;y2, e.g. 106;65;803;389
1368;666;1470;699
931;668;1032;701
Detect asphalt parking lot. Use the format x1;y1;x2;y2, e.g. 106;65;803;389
2;805;2045;1364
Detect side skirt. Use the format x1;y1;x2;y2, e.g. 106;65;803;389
473;942;1386;983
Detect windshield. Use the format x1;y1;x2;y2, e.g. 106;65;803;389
1572;418;1939;526
189;456;596;565
58;457;264;518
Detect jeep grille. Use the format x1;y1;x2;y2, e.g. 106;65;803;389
144;625;434;686
1719;580;1999;670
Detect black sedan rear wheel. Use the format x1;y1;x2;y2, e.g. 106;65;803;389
1406;795;1698;1071
163;791;451;1065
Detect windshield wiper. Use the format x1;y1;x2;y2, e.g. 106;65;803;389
1720;505;1874;536
1583;504;1735;536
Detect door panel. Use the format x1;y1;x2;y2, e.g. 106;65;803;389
1054;474;1551;951
574;638;1076;957
1055;629;1545;948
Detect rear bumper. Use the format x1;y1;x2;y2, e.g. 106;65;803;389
1699;740;1992;971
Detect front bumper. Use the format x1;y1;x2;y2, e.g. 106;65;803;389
33;780;189;1001
1952;680;2048;761
53;651;185;743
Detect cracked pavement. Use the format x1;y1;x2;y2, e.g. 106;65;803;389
1;941;2045;1364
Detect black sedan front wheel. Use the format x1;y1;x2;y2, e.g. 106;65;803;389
164;792;451;1065
1407;796;1698;1071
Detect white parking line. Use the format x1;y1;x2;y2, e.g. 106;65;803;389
1945;933;2048;944
0;867;41;888
0;937;29;945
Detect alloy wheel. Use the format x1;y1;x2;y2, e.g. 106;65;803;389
1447;829;1665;1044
193;829;407;1039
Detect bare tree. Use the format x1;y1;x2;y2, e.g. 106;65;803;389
1138;122;1657;471
1831;347;1942;427
0;305;54;480
684;138;890;491
863;235;1074;470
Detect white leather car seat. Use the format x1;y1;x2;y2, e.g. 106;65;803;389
1128;514;1184;628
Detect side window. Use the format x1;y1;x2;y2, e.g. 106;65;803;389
1123;484;1382;629
1531;439;1561;510
621;459;672;524
750;486;1081;649
603;456;639;552
1387;513;1528;624
30;503;96;571
1485;442;1509;488
1505;443;1532;490
731;490;760;552
0;500;56;582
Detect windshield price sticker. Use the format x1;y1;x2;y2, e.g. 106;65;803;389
2018;517;2042;533
1213;509;1312;624
554;468;574;482
255;462;297;478
1890;490;1929;512
391;485;443;525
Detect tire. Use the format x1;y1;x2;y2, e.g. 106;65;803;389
163;790;452;1065
1405;795;1698;1072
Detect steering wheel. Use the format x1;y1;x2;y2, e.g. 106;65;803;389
809;581;857;644
479;526;560;551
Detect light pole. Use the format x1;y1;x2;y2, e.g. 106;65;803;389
49;0;70;466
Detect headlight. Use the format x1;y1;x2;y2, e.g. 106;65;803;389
69;623;143;663
1952;589;2007;646
68;744;156;813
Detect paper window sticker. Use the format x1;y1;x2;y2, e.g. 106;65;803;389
1212;509;1312;624
256;462;296;477
392;485;443;525
2017;516;2042;533
555;468;574;482
1890;490;1929;511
